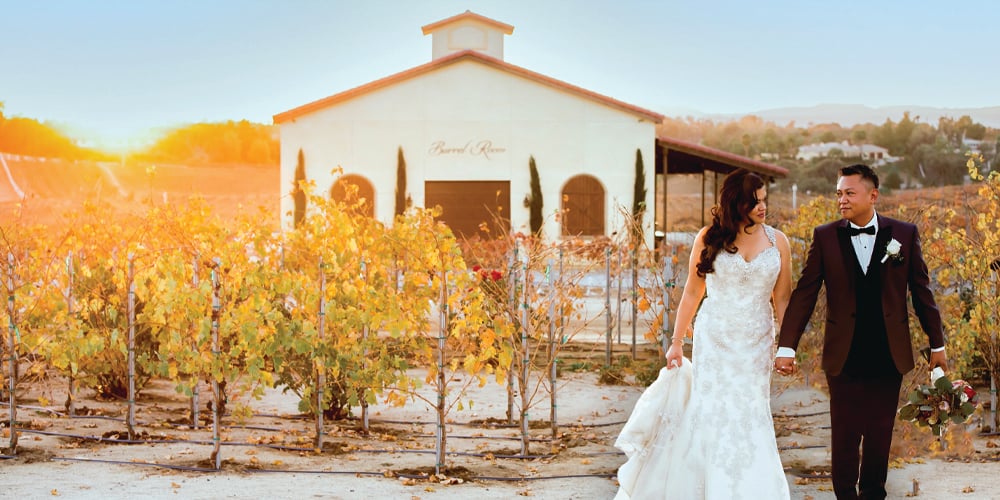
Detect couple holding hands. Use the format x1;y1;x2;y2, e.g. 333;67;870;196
615;165;947;500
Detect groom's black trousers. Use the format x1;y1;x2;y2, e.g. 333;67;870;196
826;371;903;500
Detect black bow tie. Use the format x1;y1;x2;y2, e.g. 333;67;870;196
847;225;876;236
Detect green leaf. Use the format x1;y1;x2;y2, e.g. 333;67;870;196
292;338;311;354
898;405;919;421
961;402;975;416
934;374;953;393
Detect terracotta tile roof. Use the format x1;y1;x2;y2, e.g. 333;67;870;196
273;50;664;124
656;136;789;178
421;10;514;35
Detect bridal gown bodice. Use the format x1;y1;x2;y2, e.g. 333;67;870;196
615;225;790;500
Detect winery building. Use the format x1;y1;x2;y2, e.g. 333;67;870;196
274;11;786;246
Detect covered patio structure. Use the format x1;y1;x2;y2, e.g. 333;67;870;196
654;136;789;242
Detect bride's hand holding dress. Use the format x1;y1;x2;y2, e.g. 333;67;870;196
664;336;684;369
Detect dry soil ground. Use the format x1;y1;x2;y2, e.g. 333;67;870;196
2;356;1000;500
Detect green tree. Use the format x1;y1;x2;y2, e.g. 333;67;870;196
632;148;647;242
911;142;966;186
883;169;903;190
893;112;917;156
850;129;868;158
965;122;987;141
142;120;278;165
872;119;896;152
395;146;407;217
955;115;975;140
293;149;307;228
741;133;752;157
798;158;844;194
759;128;782;156
939;116;959;144
528;156;543;235
0;115;104;160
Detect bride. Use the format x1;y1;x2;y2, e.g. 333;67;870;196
615;169;793;499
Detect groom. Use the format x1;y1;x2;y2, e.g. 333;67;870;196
774;164;948;500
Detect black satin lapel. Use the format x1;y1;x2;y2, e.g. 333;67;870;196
874;224;894;280
836;224;857;289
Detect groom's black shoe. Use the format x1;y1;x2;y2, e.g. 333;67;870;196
858;485;887;500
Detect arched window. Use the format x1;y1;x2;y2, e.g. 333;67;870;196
330;174;375;217
561;175;605;236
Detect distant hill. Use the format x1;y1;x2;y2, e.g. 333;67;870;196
661;104;1000;128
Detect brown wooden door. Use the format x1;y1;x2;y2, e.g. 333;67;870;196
561;175;604;236
424;181;510;239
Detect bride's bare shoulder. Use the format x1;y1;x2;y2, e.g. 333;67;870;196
769;227;792;251
693;226;711;246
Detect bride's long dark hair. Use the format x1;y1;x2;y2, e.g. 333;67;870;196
696;169;766;277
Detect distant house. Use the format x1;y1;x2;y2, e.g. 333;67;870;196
962;137;983;154
796;141;895;166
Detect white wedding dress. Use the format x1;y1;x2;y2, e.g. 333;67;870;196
615;225;790;499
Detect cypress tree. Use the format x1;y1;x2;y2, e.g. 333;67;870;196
395;146;407;217
529;156;543;235
293;148;307;228
631;148;646;241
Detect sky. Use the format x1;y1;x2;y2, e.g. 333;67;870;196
2;0;998;150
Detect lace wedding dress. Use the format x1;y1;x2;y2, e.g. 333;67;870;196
615;225;789;499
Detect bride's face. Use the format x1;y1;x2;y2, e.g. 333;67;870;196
747;187;767;225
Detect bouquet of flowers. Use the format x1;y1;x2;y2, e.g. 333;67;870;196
898;367;979;436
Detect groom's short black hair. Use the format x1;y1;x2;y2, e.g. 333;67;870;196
840;164;879;189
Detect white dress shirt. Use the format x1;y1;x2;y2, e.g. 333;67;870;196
849;213;878;274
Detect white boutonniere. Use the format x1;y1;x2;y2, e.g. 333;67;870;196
881;238;903;264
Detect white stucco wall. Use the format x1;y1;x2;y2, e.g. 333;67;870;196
279;59;657;246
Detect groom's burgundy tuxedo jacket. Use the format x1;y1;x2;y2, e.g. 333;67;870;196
778;214;945;376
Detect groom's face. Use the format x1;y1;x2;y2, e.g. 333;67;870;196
836;174;878;226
